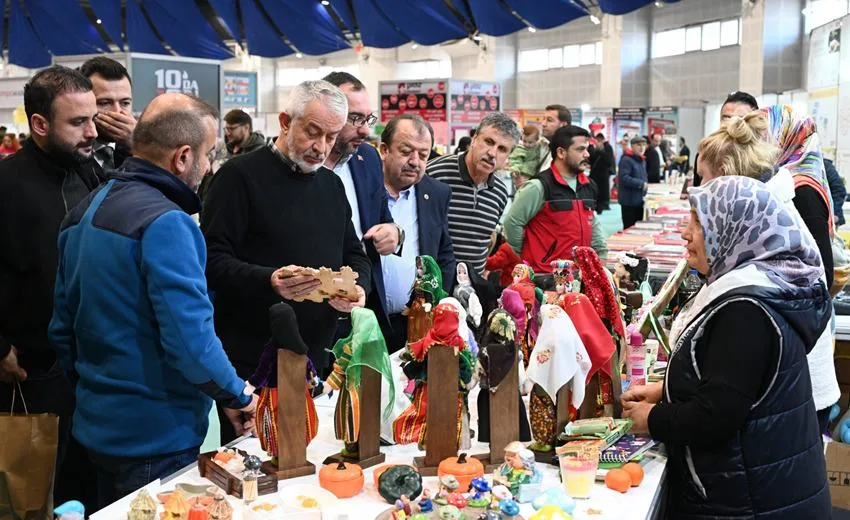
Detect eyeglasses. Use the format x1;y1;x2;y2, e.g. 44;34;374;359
348;113;377;128
224;124;246;133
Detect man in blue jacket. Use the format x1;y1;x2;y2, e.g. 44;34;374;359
618;135;649;229
49;93;258;506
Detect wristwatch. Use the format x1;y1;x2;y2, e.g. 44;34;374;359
394;223;406;255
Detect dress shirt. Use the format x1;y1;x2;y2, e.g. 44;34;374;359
381;186;419;315
333;158;363;239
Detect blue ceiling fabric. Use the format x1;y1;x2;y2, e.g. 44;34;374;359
8;0;50;68
598;0;680;15
25;0;109;56
126;0;168;55
505;0;587;29
88;0;124;51
207;0;241;41
369;0;468;45
240;0;295;58
141;0;232;59
466;0;525;36
327;0;357;34
347;0;408;49
257;0;349;56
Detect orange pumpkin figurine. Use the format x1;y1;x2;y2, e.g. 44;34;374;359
318;461;365;498
622;462;644;487
437;453;484;493
604;469;631;494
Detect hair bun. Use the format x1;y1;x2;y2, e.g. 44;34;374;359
723;111;767;146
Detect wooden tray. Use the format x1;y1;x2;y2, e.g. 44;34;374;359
198;450;278;498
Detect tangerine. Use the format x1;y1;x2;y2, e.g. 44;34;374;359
604;469;631;493
622;462;645;487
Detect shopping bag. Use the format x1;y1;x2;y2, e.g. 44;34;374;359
0;381;59;520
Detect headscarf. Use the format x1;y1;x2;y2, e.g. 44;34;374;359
501;288;528;345
572;246;626;338
478;308;518;391
414;255;448;302
439;296;479;357
761;104;834;226
689;175;824;287
408;302;466;361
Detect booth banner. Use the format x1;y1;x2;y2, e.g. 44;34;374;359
223;72;257;110
0;78;27;110
613;108;646;163
810;88;839;161
449;80;500;124
837;14;850;172
645;106;679;153
581;109;614;141
131;57;221;112
380;80;447;123
808;19;842;91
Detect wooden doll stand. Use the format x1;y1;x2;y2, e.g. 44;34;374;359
413;345;460;476
472;350;520;472
323;366;386;469
261;349;316;480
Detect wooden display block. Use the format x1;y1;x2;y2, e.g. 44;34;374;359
262;349;316;480
198;450;277;498
473;350;519;472
413;345;460;476
323;366;386;469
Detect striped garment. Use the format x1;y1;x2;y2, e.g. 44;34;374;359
427;152;509;275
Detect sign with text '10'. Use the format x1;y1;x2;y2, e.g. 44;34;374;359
131;56;221;113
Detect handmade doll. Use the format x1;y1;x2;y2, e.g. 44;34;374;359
525;305;591;453
476;309;531;443
249;303;319;462
501;288;529;369
405;255;449;343
318;307;395;459
393;303;473;450
453;262;483;329
508;264;542;364
440;296;479;357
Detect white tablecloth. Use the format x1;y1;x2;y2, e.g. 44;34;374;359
92;390;666;520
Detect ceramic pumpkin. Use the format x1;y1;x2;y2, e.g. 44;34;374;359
373;463;416;489
437;453;484;493
318;461;364;498
187;503;209;520
378;464;423;503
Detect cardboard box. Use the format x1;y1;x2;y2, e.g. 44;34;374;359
827;441;850;509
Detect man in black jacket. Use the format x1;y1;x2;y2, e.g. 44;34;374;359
645;133;664;183
80;56;134;173
589;133;615;213
0;66;102;506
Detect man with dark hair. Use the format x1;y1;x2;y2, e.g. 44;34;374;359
645;132;664;183
223;108;265;156
378;114;454;352
504;125;607;273
538;104;572;171
50;93;257;506
618;135;649;229
694;91;760;186
79;56;134;171
321;71;400;332
589;132;615;213
0;65;102;505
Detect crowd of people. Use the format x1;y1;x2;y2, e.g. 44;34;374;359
0;54;844;517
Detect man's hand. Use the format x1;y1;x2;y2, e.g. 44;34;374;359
0;346;27;383
95;111;137;148
329;284;365;313
223;393;259;437
271;268;321;300
364;223;400;255
622;400;655;435
621;382;663;406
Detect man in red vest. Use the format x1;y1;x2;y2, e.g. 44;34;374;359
503;125;608;274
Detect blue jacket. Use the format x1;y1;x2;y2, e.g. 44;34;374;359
617;151;647;207
412;174;456;295
49;158;250;458
348;144;395;313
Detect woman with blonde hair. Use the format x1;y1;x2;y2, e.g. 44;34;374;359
692;107;839;433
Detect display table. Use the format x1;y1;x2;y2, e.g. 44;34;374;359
92;390;667;519
837;315;850;341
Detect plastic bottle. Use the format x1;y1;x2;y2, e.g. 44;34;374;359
679;268;703;302
627;329;646;386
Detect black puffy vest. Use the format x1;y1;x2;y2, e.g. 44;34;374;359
663;286;831;519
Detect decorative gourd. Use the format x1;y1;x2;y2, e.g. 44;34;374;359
187;503;209;520
372;463;415;489
318;461;364;498
207;493;232;520
377;465;423;503
437;453;484;493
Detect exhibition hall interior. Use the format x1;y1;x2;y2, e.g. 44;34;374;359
5;0;850;518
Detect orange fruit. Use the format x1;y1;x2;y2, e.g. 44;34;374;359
605;469;632;493
622;462;645;487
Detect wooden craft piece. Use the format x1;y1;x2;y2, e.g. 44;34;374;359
276;265;359;303
198;449;277;498
413;345;461;476
473;349;520;472
261;349;315;480
323;366;386;469
533;386;572;465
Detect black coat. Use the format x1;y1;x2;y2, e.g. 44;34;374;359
589;142;615;211
645;145;663;183
0;140;104;371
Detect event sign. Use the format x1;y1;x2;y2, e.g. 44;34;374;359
131;56;221;112
380;80;448;123
450;80;500;124
223;72;257;110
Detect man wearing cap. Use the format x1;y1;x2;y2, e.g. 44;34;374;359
617;135;648;229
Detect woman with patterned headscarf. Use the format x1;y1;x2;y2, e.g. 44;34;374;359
622;176;831;519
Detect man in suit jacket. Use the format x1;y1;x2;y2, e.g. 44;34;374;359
323;72;403;326
379;115;456;352
645;133;664;183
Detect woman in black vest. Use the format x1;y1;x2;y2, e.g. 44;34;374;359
622;175;831;519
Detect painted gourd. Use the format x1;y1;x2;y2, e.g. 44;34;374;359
318;461;364;498
378;464;424;503
437;453;485;493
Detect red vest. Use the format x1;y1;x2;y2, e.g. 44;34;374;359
521;165;596;274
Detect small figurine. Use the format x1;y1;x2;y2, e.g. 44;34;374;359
494;442;542;497
490;485;513;510
405;255;449;343
208;491;233;520
393;494;413;518
434;475;461;505
468;477;492;507
500;498;521;517
242;455;263;503
418;488;434;513
163;490;189;520
531;487;576;514
507;264;543;365
188;502;209;520
129;489;157;520
54;501;84;520
515;449;543;503
613;252;649;293
437;505;463;519
529;504;574;520
446;492;468;509
478;512;502;520
454;262;483;328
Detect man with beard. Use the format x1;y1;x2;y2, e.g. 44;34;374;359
197;109;266;201
201;80;371;442
588;133;615;213
0;65;102;506
80;56;134;172
379;114;455;352
50;93;257;506
504;126;607;273
427;112;520;275
537;104;572;172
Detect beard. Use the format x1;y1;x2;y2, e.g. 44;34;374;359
287;131;325;173
45;132;94;165
187;159;204;192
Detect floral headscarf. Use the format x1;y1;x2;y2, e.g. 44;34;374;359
689;175;824;287
525;305;590;407
415;255;448;302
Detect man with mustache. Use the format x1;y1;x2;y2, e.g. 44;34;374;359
201;80;371;443
427;112;520;275
79;56;134;173
0;65;103;506
379;114;455;352
503;125;608;274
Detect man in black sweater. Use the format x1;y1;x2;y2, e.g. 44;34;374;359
202;80;370;429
